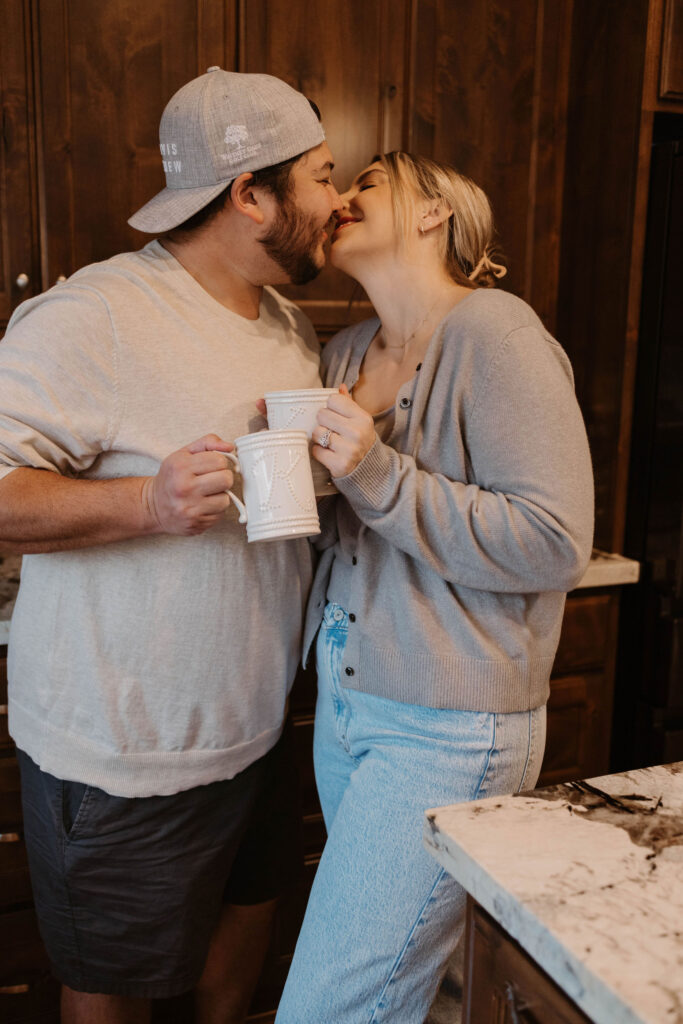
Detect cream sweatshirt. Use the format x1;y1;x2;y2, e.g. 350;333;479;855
0;241;322;796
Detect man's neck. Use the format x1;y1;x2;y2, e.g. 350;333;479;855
160;235;264;320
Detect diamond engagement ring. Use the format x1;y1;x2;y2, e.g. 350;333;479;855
318;429;332;449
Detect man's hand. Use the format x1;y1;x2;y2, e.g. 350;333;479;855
311;385;376;479
142;434;238;536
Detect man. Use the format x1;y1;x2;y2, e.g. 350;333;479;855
0;68;341;1024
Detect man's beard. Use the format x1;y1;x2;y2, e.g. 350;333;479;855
259;195;325;285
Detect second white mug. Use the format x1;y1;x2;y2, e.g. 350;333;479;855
264;388;339;497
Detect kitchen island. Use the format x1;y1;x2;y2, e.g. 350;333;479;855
424;762;683;1024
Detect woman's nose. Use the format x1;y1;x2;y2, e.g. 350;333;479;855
337;187;354;210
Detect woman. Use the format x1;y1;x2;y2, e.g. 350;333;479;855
276;153;594;1023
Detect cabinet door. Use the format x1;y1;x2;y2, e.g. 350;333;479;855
660;0;683;100
33;0;237;286
409;0;573;328
463;899;593;1023
0;0;40;331
241;0;408;334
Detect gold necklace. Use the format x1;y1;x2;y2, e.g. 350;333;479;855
377;297;444;352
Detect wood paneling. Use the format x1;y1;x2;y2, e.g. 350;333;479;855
541;672;606;785
409;0;573;330
660;0;683;100
412;0;539;300
557;0;650;552
0;756;22;829
32;0;237;285
240;0;407;329
553;593;611;675
0;0;40;330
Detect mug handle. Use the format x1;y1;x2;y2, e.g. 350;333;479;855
222;451;247;524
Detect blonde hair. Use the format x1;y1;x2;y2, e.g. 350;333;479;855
380;152;507;288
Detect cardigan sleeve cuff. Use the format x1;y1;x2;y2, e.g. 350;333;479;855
333;436;399;510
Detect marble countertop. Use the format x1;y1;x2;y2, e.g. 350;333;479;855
424;762;683;1024
574;548;640;589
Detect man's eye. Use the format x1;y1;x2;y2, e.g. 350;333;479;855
318;178;332;185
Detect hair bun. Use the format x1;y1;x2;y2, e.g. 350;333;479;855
468;250;507;287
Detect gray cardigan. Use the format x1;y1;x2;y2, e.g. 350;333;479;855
303;287;594;712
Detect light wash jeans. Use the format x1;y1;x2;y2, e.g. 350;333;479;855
276;604;547;1024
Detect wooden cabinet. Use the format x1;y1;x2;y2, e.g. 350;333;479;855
241;0;405;334
539;589;620;786
462;898;592;1023
0;654;60;1024
0;0;40;329
0;0;240;332
32;0;238;287
658;0;683;101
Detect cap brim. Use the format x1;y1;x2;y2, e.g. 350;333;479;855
128;181;231;233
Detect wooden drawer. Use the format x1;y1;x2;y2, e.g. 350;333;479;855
291;714;322;824
0;756;23;830
0;974;60;1024
0;653;9;753
539;673;607;786
0;907;51;986
553;593;614;675
463;898;592;1023
0;830;32;909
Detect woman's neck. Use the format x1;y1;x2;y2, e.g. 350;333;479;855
359;263;472;352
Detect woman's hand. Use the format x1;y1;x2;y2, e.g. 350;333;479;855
312;384;376;478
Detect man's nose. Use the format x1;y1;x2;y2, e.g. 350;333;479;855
329;183;344;214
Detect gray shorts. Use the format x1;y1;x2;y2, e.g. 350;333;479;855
17;727;302;998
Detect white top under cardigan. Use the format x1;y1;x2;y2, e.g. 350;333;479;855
0;241;322;796
305;287;595;712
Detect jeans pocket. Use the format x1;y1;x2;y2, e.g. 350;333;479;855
61;779;95;841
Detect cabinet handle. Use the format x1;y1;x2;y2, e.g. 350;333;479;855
0;984;30;994
14;273;30;290
504;982;536;1023
0;832;21;843
56;275;67;283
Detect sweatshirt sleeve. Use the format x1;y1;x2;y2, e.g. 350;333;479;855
334;325;595;593
0;286;118;481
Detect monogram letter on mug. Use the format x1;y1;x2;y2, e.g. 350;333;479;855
224;429;320;542
264;388;339;496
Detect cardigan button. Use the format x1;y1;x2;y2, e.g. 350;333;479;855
399;397;412;409
351;556;358;565
349;613;356;622
345;666;355;677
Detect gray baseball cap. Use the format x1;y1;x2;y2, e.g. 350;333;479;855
128;68;325;233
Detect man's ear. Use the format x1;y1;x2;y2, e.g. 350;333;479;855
230;172;267;225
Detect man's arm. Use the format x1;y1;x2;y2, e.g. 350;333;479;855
0;434;237;554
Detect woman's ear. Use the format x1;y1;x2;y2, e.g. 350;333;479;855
418;203;453;234
230;172;267;225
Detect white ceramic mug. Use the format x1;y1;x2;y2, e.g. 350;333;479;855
264;388;339;496
224;429;320;542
